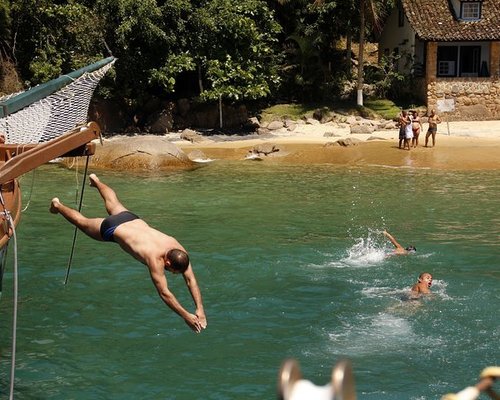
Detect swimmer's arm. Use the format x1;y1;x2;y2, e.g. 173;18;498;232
149;263;203;333
183;264;207;329
383;230;404;251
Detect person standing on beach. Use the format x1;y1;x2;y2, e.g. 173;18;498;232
50;174;207;333
411;110;423;148
404;111;414;150
398;111;411;149
425;109;441;147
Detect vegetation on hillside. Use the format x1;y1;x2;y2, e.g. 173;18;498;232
0;0;423;127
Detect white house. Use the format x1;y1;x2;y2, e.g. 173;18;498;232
379;0;500;120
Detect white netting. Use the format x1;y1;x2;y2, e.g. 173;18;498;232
0;60;115;144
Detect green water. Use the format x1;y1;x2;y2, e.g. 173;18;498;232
0;162;499;399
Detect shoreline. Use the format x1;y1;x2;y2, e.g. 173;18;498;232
174;121;500;170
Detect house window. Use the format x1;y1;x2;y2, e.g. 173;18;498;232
437;45;482;77
461;2;481;20
460;46;481;76
437;46;458;76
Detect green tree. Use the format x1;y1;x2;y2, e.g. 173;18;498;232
9;0;104;84
191;0;282;102
94;0;193;105
0;0;10;57
355;0;393;105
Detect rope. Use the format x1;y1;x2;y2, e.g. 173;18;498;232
21;169;37;212
0;189;19;400
64;156;90;285
73;159;79;205
7;212;18;400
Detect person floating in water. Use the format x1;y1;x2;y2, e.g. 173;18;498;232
50;174;207;333
411;272;432;294
383;230;416;255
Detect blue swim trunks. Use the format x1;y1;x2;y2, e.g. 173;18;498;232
100;211;140;242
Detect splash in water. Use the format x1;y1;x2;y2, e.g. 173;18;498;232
341;232;388;267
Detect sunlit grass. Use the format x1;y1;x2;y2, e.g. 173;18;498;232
260;99;404;122
260;104;319;122
364;99;401;120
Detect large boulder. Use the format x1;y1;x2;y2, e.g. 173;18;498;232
90;136;193;170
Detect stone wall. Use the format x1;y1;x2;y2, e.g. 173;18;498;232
427;78;500;121
424;41;500;121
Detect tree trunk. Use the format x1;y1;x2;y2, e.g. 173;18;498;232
357;0;365;106
198;64;204;93
346;22;352;76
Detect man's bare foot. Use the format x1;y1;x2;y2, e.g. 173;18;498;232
50;198;60;214
89;173;100;187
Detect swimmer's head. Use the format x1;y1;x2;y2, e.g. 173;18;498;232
405;245;417;253
165;249;190;274
418;272;433;287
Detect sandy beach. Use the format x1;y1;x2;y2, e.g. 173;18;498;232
173;120;500;170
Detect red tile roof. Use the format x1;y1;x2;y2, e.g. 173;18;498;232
402;0;500;41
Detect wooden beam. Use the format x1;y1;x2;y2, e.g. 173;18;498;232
0;122;100;185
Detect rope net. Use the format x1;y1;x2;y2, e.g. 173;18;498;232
0;60;115;144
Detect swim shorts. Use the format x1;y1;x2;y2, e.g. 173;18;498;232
100;211;140;242
399;126;405;140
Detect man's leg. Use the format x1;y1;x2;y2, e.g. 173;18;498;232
89;174;127;215
50;198;104;241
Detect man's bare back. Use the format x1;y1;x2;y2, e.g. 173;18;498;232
111;218;181;266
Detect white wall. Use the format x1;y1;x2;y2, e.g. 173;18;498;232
378;3;416;73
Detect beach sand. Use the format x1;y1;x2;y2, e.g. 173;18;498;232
175;120;500;170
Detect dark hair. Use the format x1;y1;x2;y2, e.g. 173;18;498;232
166;249;190;273
405;245;416;252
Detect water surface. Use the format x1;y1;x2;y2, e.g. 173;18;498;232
1;162;499;399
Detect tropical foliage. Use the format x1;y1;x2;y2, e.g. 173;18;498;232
1;0;400;113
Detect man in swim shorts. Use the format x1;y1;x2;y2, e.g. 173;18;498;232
50;174;207;333
425;109;441;147
411;272;432;294
383;230;416;255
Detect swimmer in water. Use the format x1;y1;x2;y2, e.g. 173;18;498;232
383;230;416;255
411;272;432;294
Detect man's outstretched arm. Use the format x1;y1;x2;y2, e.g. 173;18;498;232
183;265;207;329
383;230;404;251
149;265;203;333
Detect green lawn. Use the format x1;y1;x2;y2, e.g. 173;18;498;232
259;99;408;122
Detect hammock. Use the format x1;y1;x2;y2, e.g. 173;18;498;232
0;57;116;144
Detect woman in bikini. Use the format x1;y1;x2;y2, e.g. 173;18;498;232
411;110;422;148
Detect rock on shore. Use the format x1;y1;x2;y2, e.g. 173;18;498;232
90;135;192;170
